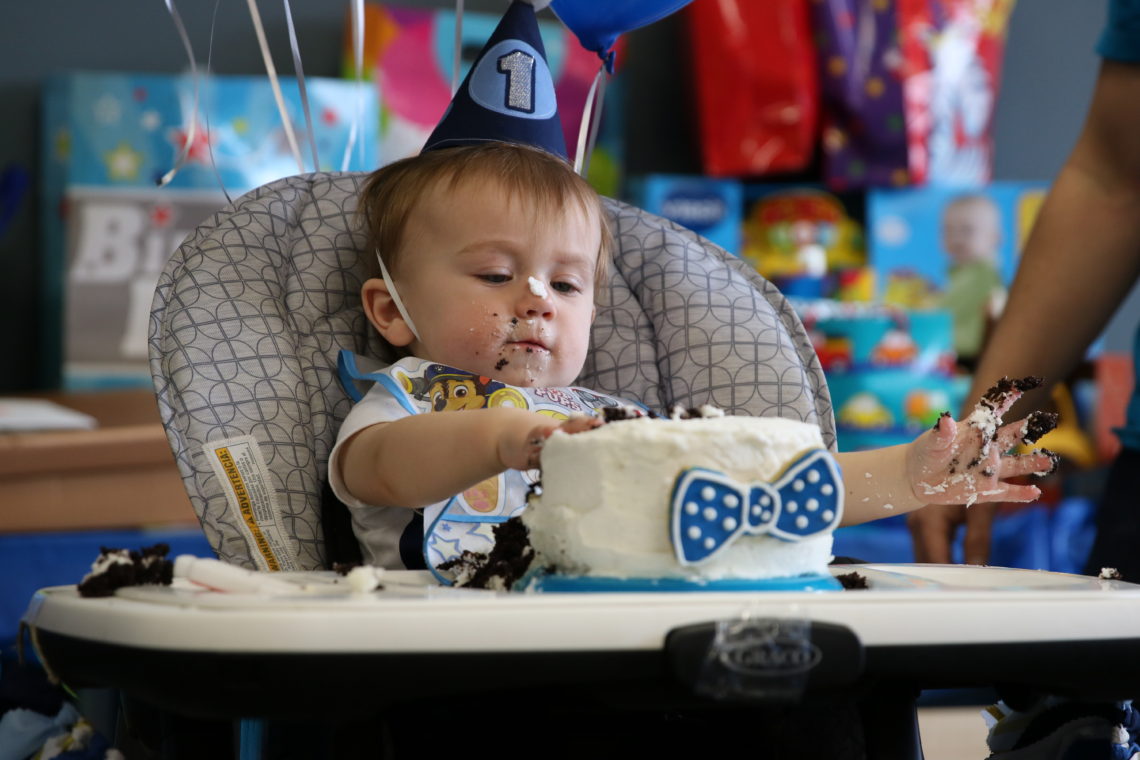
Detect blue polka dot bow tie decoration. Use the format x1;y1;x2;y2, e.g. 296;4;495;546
671;450;845;565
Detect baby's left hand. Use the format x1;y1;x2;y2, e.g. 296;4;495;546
906;376;1059;507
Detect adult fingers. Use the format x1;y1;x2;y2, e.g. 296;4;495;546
907;505;961;564
962;501;997;565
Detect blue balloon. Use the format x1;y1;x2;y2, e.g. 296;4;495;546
550;0;694;71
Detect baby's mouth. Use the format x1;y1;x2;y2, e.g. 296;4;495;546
506;338;550;354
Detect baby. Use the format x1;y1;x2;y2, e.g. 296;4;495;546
329;141;1057;573
940;193;1006;366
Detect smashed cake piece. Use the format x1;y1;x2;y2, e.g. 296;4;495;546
438;517;535;590
836;571;869;590
77;543;174;598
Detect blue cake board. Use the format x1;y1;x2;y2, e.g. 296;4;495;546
527;571;843;593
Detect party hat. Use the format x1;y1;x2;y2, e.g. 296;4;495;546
421;0;567;159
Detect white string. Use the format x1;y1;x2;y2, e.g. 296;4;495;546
582;66;608;179
204;0;232;204
376;252;420;340
282;0;320;172
572;63;605;176
341;0;365;171
158;0;201;187
245;0;305;174
451;0;464;95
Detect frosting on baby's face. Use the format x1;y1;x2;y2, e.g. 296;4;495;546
386;177;599;387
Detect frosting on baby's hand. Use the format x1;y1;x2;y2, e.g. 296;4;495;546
907;376;1058;507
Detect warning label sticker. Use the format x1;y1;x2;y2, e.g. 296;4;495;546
204;435;299;572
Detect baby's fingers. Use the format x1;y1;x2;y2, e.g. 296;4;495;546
995;411;1059;451
993;482;1042;503
998;450;1059;479
978;376;1043;418
928;411;957;450
560;414;605;435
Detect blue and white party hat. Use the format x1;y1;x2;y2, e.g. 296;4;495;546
421;0;567;160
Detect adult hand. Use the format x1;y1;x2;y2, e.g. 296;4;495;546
907;502;997;565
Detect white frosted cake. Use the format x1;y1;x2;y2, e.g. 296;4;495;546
523;411;844;587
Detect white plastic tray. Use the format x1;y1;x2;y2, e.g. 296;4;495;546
23;564;1140;654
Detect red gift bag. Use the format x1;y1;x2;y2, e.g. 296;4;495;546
687;0;819;177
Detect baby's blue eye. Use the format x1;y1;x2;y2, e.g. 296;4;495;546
551;281;579;294
478;274;510;284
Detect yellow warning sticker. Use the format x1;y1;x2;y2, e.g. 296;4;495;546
204;435;299;572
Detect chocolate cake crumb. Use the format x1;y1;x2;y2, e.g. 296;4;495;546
1023;411;1059;444
836;571;868;590
1033;448;1061;478
932;411;951;431
332;562;361;576
981;376;1042;406
495;358;509;370
1099;567;1124;581
438;517;535;590
602;405;652;422
77;543;173;598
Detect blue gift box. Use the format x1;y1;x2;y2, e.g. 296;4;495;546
40;72;379;390
630;174;743;255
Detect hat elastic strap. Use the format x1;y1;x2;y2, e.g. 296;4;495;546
573;63;608;177
375;251;421;342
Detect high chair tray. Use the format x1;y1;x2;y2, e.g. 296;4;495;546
22;564;1140;720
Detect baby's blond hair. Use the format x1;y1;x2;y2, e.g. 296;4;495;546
358;142;611;287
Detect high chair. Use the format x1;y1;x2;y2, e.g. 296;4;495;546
148;171;836;571
142;171;920;759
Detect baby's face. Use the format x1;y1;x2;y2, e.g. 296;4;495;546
390;177;600;387
942;199;1000;264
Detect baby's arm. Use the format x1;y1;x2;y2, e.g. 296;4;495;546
338;409;600;508
836;377;1058;526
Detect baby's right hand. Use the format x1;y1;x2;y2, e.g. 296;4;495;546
499;413;603;471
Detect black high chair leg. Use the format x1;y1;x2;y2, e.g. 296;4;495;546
860;684;925;760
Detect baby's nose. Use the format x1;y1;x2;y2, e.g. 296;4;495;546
519;277;553;317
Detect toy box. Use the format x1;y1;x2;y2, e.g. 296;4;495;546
629;174;743;255
868;181;1047;365
40;72;378;390
742;185;872;301
796;299;962;451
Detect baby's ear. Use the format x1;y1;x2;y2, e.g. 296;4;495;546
362;277;416;347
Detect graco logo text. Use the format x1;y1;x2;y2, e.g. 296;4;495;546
717;636;822;676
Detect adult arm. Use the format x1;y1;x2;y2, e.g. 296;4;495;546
909;60;1140;563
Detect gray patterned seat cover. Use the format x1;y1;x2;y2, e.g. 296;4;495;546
149;171;835;571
